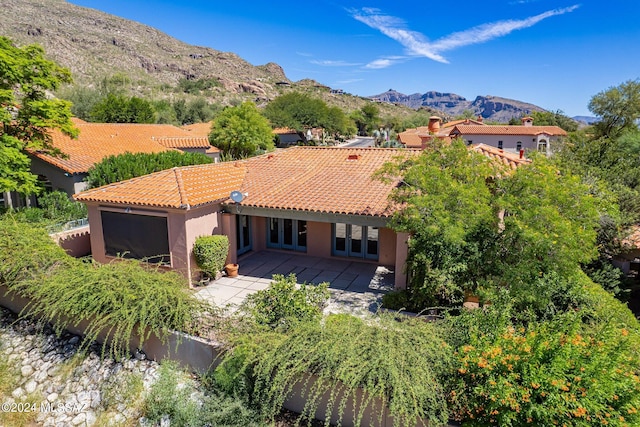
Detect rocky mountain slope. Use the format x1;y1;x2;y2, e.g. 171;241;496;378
372;89;546;123
1;0;290;103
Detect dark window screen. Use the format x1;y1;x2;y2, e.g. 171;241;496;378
101;211;170;264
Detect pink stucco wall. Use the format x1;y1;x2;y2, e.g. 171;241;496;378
394;232;410;289
184;204;222;282
307;221;332;258
378;227;397;266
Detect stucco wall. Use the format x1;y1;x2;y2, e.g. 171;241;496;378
460;134;558;154
378;227;397;266
184;205;222;281
307;221;332;258
252;216;267;252
29;156;88;197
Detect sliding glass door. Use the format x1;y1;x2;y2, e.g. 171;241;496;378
332;223;379;260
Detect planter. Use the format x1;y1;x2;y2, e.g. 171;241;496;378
224;263;239;278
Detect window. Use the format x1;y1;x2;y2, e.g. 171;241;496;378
498;140;503;150
236;215;252;255
516;141;522;151
332;223;379;260
538;139;548;152
467;140;472;145
101;211;170;264
267;218;307;252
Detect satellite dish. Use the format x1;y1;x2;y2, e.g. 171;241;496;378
230;191;244;203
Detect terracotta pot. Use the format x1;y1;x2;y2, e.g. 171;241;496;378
225;263;239;278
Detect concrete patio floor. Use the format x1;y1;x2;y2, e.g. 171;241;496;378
195;250;395;315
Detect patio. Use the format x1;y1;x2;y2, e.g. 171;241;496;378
195;251;395;315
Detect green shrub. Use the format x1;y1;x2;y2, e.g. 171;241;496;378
217;313;454;427
0;219;211;359
452;309;640;426
241;274;329;329
143;361;200;426
193;235;229;277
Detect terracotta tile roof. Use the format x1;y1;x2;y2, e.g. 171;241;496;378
449;124;567;137
156;136;219;152
181;122;212;137
76;147;419;217
272;127;299;135
470;143;531;170
31;122;198;174
238;147;416;217
398;127;431;148
75;162;247;209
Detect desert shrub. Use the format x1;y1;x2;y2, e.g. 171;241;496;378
447;287;640;426
216;313;454;427
240;274;329;329
143;361;200;426
193;235;229;277
0;219;210;359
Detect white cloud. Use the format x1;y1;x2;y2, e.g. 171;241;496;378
364;56;406;69
350;5;579;64
310;59;363;67
336;78;364;84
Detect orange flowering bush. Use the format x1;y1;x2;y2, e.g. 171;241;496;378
452;310;640;426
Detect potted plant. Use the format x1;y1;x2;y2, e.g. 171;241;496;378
193;235;230;283
225;263;239;278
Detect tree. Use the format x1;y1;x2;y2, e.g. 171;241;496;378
0;36;77;196
351;103;380;135
89;93;155;123
209;101;274;159
86;151;213;188
589;79;640;138
529;110;578;132
262;92;351;137
378;139;610;314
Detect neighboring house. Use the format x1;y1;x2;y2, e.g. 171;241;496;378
448;117;567;155
156;137;220;162
398;116;486;148
273;127;305;147
0;119;221;208
75;147;418;288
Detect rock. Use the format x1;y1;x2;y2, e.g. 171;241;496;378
35;368;49;382
85;411;97;426
90;390;101;409
24;380;37;394
12;387;25;399
71;412;86;426
47;392;59;402
21;365;34;377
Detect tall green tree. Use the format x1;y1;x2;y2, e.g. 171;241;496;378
378;140;610;314
209;102;274;159
263;92;352;137
86;151;213;188
589;79;640;138
0;36;77;196
89;93;155;123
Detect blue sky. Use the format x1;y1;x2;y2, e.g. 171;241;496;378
68;0;640;117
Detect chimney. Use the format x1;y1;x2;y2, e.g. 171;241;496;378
477;115;483;123
521;116;533;127
428;116;441;134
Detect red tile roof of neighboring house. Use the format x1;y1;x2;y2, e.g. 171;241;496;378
397;127;431;148
272;127;299;135
181;122;212;137
156;136;220;151
76;147;418;216
470;143;531;170
449;124;567;137
30;121;221;174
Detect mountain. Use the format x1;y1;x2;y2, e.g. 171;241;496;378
0;0;293;103
371;89;546;123
572;116;598;125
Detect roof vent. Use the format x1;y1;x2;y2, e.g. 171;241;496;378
267;154;275;159
347;154;361;161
